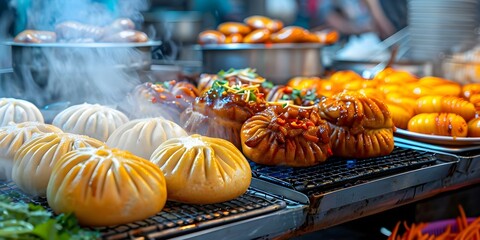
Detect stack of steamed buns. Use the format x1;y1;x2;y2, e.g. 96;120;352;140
0;98;252;227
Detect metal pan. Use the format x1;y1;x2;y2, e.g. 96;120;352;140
197;43;324;85
3;41;161;107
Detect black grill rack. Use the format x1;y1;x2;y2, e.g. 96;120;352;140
0;182;287;240
250;147;437;194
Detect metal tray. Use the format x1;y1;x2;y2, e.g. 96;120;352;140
395;136;480;153
0;179;303;240
395;128;480;146
250;147;437;195
5;41;162;48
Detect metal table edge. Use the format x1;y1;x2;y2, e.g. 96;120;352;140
168;204;308;240
307;160;456;212
251;178;310;205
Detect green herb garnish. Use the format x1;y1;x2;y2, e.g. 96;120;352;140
0;199;99;240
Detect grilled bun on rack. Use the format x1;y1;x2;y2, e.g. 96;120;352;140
0;122;62;180
106;118;188;159
241;104;332;167
0;98;44;127
52;103;129;142
47;147;167;227
317;91;395;158
181;79;267;149
150;134;251;204
12;133;104;196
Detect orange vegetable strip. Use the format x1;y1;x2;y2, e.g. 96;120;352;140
389;221;401;240
458;205;468;231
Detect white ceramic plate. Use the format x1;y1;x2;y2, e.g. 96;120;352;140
394;128;480;146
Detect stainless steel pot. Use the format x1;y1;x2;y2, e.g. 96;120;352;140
5;41;161;107
198;43;324;84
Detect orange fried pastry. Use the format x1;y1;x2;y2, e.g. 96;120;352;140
374;67;418;84
217;22;251;35
317;91;395;158
417;76;461;96
241;104;331;167
469;94;480;110
468;117;480;137
408;113;467;137
415;96;475;121
386;103;413;130
462;83;480;100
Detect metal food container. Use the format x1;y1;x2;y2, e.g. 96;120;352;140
4;41;161;107
198;43;324;84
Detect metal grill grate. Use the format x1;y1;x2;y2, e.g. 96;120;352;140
0;182;286;240
250;147;437;194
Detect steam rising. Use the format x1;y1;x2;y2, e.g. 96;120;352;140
15;0;148;30
6;0;161;121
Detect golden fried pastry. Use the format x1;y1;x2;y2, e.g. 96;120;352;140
408;113;467;137
198;30;225;44
150;134;251;204
0;98;44;127
270;26;306;43
385;103;412;130
225;33;244;43
384;92;417;115
414;96;476;121
287;77;323;90
317;91;395;158
243;29;271;43
52;103;129;142
47;147;167;226
462;83;480;100
374;67;418;84
241;104;331;167
469;94;480;110
217;22;251;35
468;117;480;137
181;81;267;149
244;15;274;30
0;122;62;180
266;19;284;32
311;29;339;44
12;133;104;196
417;76;461;97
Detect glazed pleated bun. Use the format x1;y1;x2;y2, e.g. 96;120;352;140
12;132;104;196
0;98;44;127
52;103;129;142
106;118;188;159
47;147;167;227
317;91;395;158
241;104;332;167
0;122;62;180
150;134;251;204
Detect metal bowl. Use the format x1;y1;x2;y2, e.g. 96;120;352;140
4;41;161;106
197;43;324;84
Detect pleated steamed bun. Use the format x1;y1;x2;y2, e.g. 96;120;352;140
150;134;252;204
0;98;44;127
52;103;129;142
106;118;188;159
47;147;167;227
12;132;104;196
0;122;62;180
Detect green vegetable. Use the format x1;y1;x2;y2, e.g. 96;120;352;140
0;198;99;240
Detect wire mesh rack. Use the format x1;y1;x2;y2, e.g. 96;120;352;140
0;181;287;240
250;147;437;194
